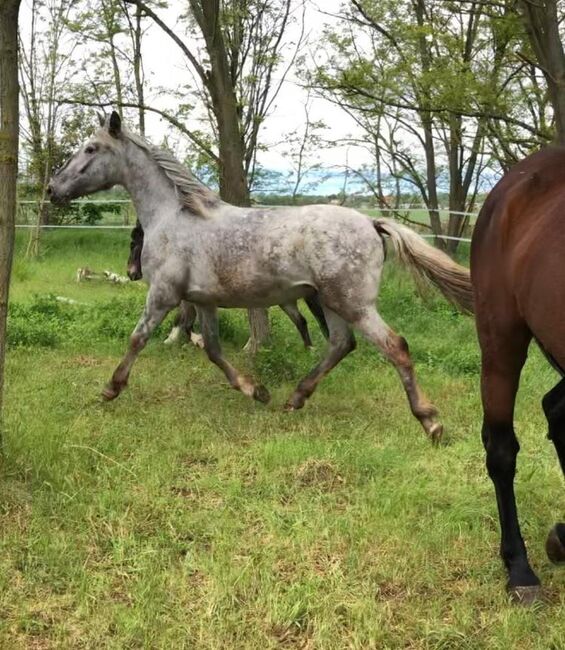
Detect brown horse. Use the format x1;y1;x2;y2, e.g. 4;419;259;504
472;146;565;603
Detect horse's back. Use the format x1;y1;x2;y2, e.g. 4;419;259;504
472;147;565;253
472;146;565;364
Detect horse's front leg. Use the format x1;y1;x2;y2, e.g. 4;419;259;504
102;287;177;400
198;306;270;403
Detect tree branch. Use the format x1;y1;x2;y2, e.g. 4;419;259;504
123;0;207;85
56;97;220;163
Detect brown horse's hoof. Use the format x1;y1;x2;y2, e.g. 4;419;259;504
253;384;271;404
283;394;306;412
508;584;543;606
101;383;121;401
546;524;565;564
428;422;444;446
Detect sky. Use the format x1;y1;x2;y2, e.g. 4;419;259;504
19;0;373;193
136;0;373;189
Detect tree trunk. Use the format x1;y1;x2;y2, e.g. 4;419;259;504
194;0;250;206
133;4;145;135
446;114;465;254
519;0;565;143
191;0;268;350
414;0;445;249
0;0;21;433
421;115;444;247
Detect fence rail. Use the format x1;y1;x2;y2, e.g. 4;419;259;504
15;204;480;243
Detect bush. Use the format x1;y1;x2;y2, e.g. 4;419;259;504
7;294;144;349
8;297;70;347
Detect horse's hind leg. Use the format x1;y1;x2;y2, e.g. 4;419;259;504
352;308;442;442
542;376;565;564
478;320;540;602
102;286;176;400
284;308;356;410
164;301;198;346
198;305;270;403
279;302;312;348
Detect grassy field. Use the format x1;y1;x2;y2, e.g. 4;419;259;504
1;229;565;649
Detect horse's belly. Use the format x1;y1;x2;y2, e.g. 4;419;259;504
186;281;315;308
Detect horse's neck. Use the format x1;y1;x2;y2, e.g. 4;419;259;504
122;142;180;229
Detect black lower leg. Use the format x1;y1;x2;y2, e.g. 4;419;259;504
543;377;565;469
482;420;540;593
542;378;565;562
180;302;197;337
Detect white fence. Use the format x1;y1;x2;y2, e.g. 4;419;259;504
15;202;479;243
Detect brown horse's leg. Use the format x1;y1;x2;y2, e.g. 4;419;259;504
279;302;312;348
305;294;329;339
284;308;356;410
198;306;270;403
479;322;540;603
542;377;565;563
352;308;442;442
127;220;144;281
165;301;198;345
103;288;176;400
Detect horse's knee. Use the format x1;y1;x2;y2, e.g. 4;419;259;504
344;333;357;353
329;330;356;354
483;421;519;477
130;332;145;352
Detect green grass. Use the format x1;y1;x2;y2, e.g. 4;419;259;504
2;231;565;648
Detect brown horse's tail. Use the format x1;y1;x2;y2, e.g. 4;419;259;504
374;218;474;315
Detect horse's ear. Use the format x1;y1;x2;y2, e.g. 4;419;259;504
108;111;122;138
97;111;105;127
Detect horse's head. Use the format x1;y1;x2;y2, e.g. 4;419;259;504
48;111;125;206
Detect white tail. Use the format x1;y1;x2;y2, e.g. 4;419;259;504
375;218;474;314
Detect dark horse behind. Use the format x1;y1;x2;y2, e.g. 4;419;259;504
472;146;565;603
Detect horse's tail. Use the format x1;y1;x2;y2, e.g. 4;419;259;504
374;218;474;315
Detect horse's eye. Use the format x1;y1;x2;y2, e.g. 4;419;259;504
85;145;96;154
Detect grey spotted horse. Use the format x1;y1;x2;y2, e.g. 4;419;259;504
126;219;329;348
48;111;473;442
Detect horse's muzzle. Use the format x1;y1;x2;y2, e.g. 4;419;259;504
127;263;142;281
47;183;70;206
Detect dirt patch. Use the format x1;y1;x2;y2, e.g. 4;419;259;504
294;460;344;491
270;622;314;649
170;486;199;500
375;580;408;601
180;454;218;470
63;355;106;368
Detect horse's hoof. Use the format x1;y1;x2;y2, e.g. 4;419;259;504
283;396;304;412
101;384;120;401
546;524;565;564
190;333;205;349
427;422;443;445
253;384;271;404
508;584;543;606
